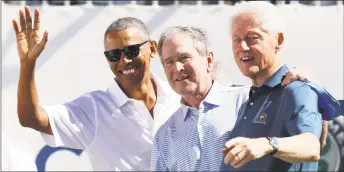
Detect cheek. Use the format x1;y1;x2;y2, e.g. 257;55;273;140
232;48;241;61
108;62;116;71
164;67;174;82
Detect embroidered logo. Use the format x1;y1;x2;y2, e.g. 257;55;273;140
253;112;267;125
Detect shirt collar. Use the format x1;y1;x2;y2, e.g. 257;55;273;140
107;72;176;108
264;64;289;87
181;80;224;121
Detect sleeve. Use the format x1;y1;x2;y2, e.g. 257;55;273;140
40;93;96;150
305;82;341;121
150;130;168;171
285;85;323;139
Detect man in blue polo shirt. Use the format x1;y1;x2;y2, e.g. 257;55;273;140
150;24;339;171
221;1;329;171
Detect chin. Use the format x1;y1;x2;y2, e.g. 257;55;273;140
240;67;257;77
178;86;197;97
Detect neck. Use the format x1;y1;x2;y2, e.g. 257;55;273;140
183;79;213;109
119;76;157;116
252;57;283;86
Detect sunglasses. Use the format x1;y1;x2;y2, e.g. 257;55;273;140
104;41;149;62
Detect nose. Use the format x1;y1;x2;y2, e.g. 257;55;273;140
119;52;132;64
174;61;184;72
240;40;250;51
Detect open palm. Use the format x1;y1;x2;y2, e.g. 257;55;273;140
12;6;48;62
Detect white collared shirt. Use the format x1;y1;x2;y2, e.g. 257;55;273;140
40;73;181;171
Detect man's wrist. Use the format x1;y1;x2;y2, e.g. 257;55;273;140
261;137;274;156
266;137;280;156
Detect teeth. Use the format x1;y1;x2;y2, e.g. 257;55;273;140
122;68;136;75
241;56;253;61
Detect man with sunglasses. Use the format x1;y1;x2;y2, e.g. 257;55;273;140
13;6;181;170
13;6;334;171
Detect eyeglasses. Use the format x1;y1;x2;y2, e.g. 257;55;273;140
104;41;149;62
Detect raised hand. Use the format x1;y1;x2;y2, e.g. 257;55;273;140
12;6;48;63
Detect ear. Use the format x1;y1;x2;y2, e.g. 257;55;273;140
206;51;214;73
149;40;158;59
275;32;284;53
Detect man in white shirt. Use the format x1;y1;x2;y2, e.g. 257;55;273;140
2;134;38;171
12;6;323;171
13;6;180;170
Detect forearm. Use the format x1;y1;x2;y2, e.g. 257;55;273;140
17;61;49;130
273;133;320;163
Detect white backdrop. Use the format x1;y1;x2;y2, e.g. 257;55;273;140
2;2;343;171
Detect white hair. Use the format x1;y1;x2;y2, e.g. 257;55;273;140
229;1;286;36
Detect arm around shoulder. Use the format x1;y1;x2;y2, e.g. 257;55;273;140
272;84;322;163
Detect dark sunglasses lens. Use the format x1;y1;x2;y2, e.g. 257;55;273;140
124;45;140;58
105;50;122;62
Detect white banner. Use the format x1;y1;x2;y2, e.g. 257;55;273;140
2;3;343;171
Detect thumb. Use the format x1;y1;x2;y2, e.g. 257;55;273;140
38;31;48;50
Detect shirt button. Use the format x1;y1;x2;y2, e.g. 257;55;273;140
244;116;247;120
250;102;254;106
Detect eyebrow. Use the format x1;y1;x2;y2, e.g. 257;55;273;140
247;30;261;35
178;52;192;57
162;56;173;63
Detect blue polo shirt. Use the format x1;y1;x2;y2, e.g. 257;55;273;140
221;65;322;171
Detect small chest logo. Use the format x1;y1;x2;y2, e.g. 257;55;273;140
253;113;267;125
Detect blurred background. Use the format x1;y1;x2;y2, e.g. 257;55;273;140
2;0;343;171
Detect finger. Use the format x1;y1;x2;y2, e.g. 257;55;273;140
12;19;20;35
225;145;245;164
232;153;253;168
224;145;243;165
224;138;239;150
38;31;48;50
281;76;292;87
222;139;237;155
19;9;26;32
321;140;326;148
33;9;40;30
25;6;32;30
298;75;308;82
231;149;247;167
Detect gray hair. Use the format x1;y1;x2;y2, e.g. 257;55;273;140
104;17;150;42
157;26;211;58
229;1;286;36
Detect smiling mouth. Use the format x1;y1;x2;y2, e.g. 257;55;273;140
120;67;138;75
240;56;255;62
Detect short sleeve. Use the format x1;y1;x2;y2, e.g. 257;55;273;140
305;82;341;120
40;93;96;150
285;85;322;139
